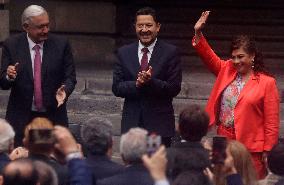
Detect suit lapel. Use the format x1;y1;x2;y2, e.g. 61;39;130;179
216;69;238;99
18;34;33;82
236;73;258;104
148;40;163;77
42;40;52;81
128;42;140;77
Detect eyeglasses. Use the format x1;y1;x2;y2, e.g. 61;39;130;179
30;23;50;30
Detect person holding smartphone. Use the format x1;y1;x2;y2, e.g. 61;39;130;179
213;139;258;185
192;11;280;179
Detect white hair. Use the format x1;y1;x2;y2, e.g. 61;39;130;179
120;127;148;163
0;118;15;152
21;5;47;25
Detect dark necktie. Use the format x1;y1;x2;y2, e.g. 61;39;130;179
140;47;149;71
33;45;43;111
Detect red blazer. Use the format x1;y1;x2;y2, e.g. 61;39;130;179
193;35;280;152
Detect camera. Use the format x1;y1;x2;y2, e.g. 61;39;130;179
146;133;161;155
29;129;55;145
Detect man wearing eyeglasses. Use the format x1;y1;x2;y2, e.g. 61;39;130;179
0;5;76;146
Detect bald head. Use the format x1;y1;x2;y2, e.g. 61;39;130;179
2;159;38;185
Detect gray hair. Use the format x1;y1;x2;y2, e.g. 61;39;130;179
81;117;113;155
0;118;15;153
34;160;58;185
21;5;47;25
120;128;148;164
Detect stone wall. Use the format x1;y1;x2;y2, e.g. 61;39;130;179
1;1;284;153
0;1;9;66
8;0;116;67
0;10;9;42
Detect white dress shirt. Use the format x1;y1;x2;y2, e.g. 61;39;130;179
155;179;170;185
138;38;157;65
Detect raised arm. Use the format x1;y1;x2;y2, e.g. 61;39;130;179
193;11;210;45
192;11;227;76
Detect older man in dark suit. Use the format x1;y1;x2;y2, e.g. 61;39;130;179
112;7;182;147
81;117;124;184
0;119;14;173
0;5;76;146
97;128;154;185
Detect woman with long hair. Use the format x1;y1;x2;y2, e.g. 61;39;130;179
214;140;258;185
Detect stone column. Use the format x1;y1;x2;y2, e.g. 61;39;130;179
9;1;116;69
0;10;9;41
0;0;9;63
0;0;9;118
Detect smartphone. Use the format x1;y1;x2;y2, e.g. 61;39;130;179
211;136;227;164
29;129;55;145
146;133;161;155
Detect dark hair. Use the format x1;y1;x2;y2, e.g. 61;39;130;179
230;35;271;76
2;159;39;185
267;143;284;176
167;147;210;181
178;104;209;141
81;117;113;155
172;171;211;185
135;7;159;23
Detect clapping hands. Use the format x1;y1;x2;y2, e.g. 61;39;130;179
56;85;66;107
136;66;153;88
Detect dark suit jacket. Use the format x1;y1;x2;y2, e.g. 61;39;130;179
112;40;182;137
97;164;154;185
0;153;10;174
68;158;93;185
29;154;69;185
226;174;244;185
0;33;76;143
85;154;125;184
166;141;210;181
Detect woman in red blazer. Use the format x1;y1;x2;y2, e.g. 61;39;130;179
193;11;280;179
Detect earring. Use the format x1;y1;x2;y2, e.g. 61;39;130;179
251;59;255;69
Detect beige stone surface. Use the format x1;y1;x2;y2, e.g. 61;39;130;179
67;35;115;64
0;0;9;4
0;48;2;65
9;1;115;33
52;1;116;33
0;10;9;42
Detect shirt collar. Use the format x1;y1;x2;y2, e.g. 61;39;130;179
138;38;157;55
27;33;44;50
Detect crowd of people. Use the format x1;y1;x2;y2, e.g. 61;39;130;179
0;103;283;185
0;3;282;185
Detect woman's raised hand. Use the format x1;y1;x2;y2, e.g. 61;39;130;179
194;11;210;43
